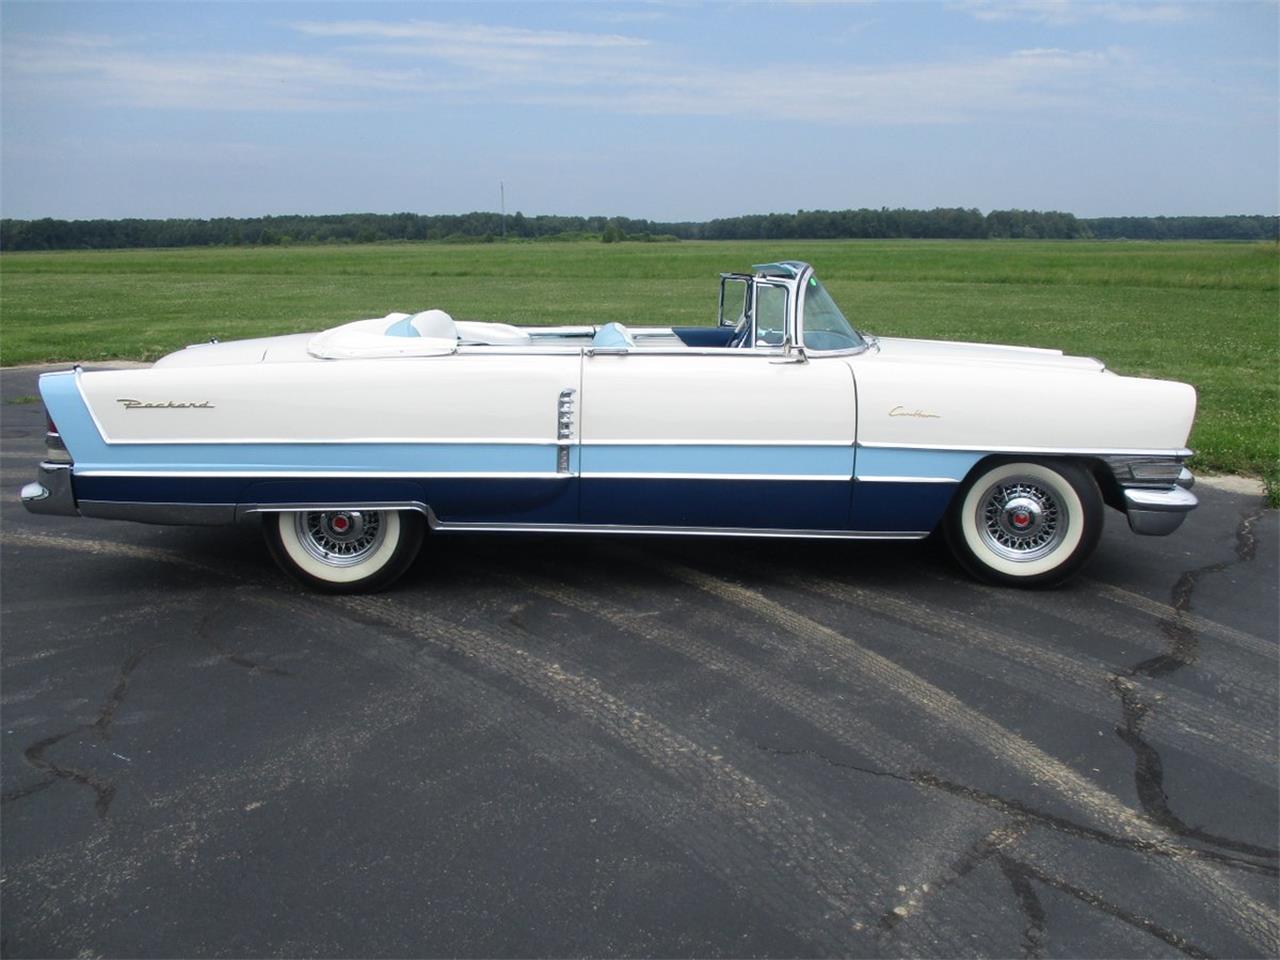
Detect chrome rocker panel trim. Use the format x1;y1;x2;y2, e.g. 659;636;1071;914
424;511;928;541
1123;486;1199;536
20;463;78;517
236;501;430;523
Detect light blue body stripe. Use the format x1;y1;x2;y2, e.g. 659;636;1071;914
580;444;854;478
853;447;981;481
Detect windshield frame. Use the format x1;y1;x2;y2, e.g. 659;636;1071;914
795;267;868;356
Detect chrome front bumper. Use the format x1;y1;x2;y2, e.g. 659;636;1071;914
20;462;79;517
1124;483;1198;536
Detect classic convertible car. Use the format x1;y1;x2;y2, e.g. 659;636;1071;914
21;261;1198;591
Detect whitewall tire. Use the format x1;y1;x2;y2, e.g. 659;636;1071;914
944;460;1102;587
264;509;425;593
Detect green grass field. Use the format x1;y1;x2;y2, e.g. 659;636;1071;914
2;239;1276;500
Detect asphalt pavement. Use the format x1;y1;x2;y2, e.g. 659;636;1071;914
2;363;1277;958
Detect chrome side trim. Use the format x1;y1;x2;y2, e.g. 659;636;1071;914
74;470;568;479
74;469;854;481
1123;486;1199;536
237;501;429;523
579;472;850;482
424;514;928;541
78;501;236;525
20;463;78;517
583;439;855;447
858;441;1195;458
855;475;960;484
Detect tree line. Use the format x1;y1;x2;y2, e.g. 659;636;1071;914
1;208;1275;251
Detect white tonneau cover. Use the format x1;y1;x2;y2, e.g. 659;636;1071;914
307;310;534;359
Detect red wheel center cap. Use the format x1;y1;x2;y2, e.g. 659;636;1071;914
332;516;349;532
1012;511;1030;528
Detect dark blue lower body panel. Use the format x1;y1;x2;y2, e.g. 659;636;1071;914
71;474;955;533
580;478;854;529
849;481;957;532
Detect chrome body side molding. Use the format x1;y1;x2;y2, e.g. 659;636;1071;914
423;509;927;541
236;502;430;523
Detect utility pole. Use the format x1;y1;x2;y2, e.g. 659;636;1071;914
500;181;506;240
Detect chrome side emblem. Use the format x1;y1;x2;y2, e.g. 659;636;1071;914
556;388;576;475
557;388;577;440
117;398;215;410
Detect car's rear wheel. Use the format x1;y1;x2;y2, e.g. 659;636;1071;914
944;459;1102;587
264;508;425;593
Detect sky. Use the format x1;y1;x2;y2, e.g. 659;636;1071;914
1;0;1276;221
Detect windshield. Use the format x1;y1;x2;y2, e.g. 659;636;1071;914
801;276;865;352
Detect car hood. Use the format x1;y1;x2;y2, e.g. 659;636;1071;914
870;336;1106;373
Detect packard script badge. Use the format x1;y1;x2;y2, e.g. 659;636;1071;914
116;398;215;410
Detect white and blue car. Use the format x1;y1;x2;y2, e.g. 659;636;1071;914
21;261;1198;592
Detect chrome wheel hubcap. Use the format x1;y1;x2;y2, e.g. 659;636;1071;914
295;511;385;567
976;479;1065;562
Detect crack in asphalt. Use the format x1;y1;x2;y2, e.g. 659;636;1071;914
752;743;1277;876
868;818;1217;959
6;594;290;818
16;640;161;818
1109;508;1277;861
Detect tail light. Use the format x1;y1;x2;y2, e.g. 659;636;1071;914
44;409;71;464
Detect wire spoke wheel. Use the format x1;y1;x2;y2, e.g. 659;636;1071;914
295;510;386;567
945;460;1102;587
264;508;425;592
975;478;1066;563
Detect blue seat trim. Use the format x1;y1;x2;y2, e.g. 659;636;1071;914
591;323;634;349
384;317;420;337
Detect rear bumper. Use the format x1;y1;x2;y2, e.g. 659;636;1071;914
1124;484;1198;536
20;463;79;517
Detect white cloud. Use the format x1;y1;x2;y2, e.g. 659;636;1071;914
2;24;1155;125
290;19;649;48
957;1;1191;25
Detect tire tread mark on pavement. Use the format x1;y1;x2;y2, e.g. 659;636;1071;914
507;567;933;774
877;821;1217;959
652;555;1279;955
923;569;1276;704
1084;534;1272;663
514;563;1276;877
750;744;1274;876
1;533;291;677
333;594;881;952
248;590;862;954
782;571;1274;776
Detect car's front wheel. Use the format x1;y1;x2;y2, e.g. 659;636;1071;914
264;508;425;592
944;459;1102;587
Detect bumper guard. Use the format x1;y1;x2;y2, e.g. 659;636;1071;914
20;462;79;517
1124;485;1198;536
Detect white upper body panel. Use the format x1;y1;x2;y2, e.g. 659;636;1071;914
580;353;855;445
849;350;1195;451
80;354;581;444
